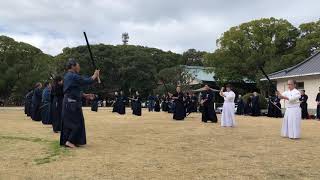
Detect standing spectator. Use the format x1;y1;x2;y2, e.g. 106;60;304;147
299;90;309;119
236;94;244;115
316;87;320;120
251;92;261;116
148;94;155;112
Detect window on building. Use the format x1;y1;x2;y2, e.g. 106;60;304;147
296;82;304;90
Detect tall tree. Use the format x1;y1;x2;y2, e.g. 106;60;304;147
182;49;206;66
0;36;53;104
205;17;299;82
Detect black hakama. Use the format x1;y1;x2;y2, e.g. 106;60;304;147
118;96;127;115
41;87;52;125
300;94;309;119
60;96;86;145
316;93;320;119
201;90;217;123
51;84;63;132
132;96;142;116
31;88;42;121
60;71;95;146
251;96;260;116
173;92;186;120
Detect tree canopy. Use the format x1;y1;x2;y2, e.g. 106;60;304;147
1;17;320;104
0;36;53;104
204;18;320;85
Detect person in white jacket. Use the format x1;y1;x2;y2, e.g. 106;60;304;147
220;84;236;127
277;79;301;139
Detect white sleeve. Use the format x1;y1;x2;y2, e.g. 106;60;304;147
288;91;301;103
227;92;235;101
281;91;287;97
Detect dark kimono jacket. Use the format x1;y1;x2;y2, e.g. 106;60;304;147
31;87;42;121
41;86;52;125
51;84;63;132
201;90;217;123
173;92;186;120
300;94;309;119
132;95;142;116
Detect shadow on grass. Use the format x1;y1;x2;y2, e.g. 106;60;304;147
0;135;69;165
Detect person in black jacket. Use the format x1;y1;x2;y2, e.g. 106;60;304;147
31;82;43;121
51;76;63;133
60;59;99;148
300;90;309;119
171;86;186;120
200;85;217;123
316;87;320;120
24;89;33;117
154;94;161;112
236;94;244;115
132;91;142;116
251;92;261;116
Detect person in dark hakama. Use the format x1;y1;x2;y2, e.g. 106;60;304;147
31;83;43;121
112;92;119;113
191;93;198;112
161;95;168;112
24;89;33;117
316;87;320;120
200;85;217;123
244;96;252;115
267;96;275;117
91;95;99;112
118;91;127;115
299;90;309;119
60;59;100;148
132;91;142;116
171;86;185;120
167;98;175;113
148;94;154;112
251;92;261;116
198;92;204;113
185;93;191;114
41;82;52;125
236;95;244;115
154;94;161;112
273;95;282;118
51;76;63;133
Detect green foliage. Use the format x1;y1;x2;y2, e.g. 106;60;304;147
2;18;320;104
242;93;268;109
181;48;206;66
54;44;183;98
205;17;300;84
154;65;193;95
0;36;53;104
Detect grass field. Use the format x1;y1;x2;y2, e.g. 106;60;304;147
0;107;320;180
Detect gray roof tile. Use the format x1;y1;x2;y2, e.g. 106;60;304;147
261;51;320;80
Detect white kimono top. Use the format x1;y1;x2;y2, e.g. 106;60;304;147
282;88;301;108
223;91;235;103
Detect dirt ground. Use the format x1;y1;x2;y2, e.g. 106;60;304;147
0;107;320;180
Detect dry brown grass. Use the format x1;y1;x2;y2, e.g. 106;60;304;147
0;107;320;180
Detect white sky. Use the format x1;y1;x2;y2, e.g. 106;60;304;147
0;0;319;55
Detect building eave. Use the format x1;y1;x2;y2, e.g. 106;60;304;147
260;72;320;81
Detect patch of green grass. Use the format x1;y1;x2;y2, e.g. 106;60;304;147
0;135;48;143
34;140;69;165
0;135;69;165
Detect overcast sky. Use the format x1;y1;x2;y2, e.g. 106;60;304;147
0;0;319;55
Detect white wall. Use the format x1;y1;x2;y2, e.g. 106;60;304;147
276;75;320;110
